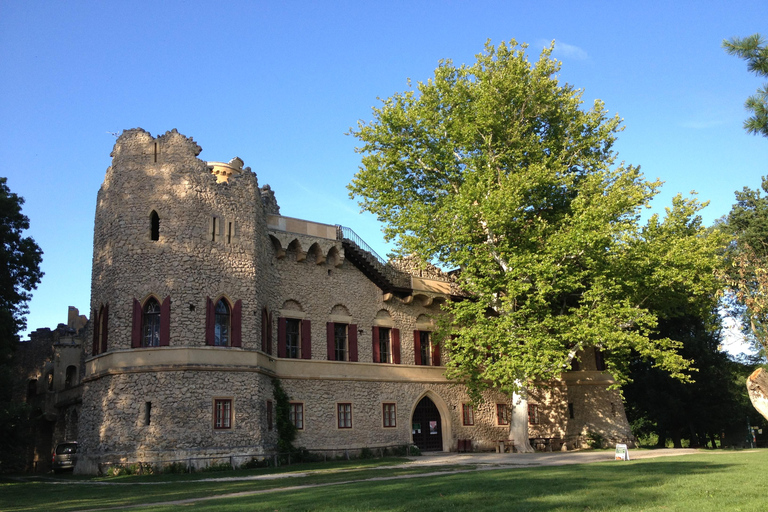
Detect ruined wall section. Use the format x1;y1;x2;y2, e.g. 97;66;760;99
90;128;272;351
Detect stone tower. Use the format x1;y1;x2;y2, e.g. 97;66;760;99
78;129;278;472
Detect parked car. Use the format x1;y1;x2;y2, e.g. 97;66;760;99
52;442;78;473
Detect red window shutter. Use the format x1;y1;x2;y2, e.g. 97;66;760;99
348;324;358;362
372;326;380;363
326;322;335;360
267;312;273;354
159;296;171;346
231;299;242;347
301;319;311;359
205;297;215;346
92;308;100;356
261;309;268;352
131;299;142;348
413;330;421;365
101;304;109;353
432;339;441;366
277;317;287;358
392;328;401;364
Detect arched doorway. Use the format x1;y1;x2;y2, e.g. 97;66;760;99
412;396;443;451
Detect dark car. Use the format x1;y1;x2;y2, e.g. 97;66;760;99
52;442;77;473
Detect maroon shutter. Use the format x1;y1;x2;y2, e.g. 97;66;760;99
131;299;142;348
327;322;335;360
432;339;441;366
231;299;242;347
101;304;109;353
413;330;421;365
92;308;100;355
372;326;380;363
301;319;311;359
392;328;401;364
261;309;268;352
277;317;287;358
348;324;358;362
159;296;170;346
205;297;215;346
267;312;273;354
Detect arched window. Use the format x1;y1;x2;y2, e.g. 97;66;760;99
143;297;161;347
150;210;160;241
64;366;77;388
215;299;230;346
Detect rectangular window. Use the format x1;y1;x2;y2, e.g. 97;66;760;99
497;404;509;426
462;403;474;426
568;402;575;419
378;327;390;363
383;403;396;428
528;404;539;425
286;319;301;359
419;331;430;366
334;323;347;361
267;400;273;431
214;398;232;430
144;402;152;426
337;403;352;429
290;403;304;430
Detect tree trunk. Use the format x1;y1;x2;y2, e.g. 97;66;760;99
747;368;768;422
509;390;534;453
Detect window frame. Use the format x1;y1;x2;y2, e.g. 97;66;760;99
213;398;233;430
496;403;510;426
528;403;539;425
462;403;475;426
419;331;431;366
334;323;347;361
382;403;396;428
337;403;352;429
214;298;231;347
285;318;301;359
289;402;304;430
378;327;391;364
142;297;161;348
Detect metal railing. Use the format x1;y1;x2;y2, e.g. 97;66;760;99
336;225;388;266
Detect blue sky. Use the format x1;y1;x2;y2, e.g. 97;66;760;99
1;1;766;338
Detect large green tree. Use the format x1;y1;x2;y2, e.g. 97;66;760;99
0;177;43;471
723;33;768;137
350;40;725;449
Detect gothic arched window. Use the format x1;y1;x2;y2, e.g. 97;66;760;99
150;210;160;241
143;297;161;347
215;299;230;346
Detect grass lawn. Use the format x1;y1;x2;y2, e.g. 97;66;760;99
2;450;767;512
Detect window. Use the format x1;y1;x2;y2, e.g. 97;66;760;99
215;299;230;346
414;331;432;365
334;323;347;361
497;404;510;426
144;402;152;426
267;400;273;431
568;402;575;419
132;297;169;348
64;366;77;389
290;403;304;430
150;210;159;241
383;403;396;428
214;398;232;430
378;327;390;363
285;319;300;358
595;348;606;371
93;304;109;355
143;297;161;347
528;404;539;425
337;403;352;429
462;404;474;426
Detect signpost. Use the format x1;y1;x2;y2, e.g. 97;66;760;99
615;443;630;461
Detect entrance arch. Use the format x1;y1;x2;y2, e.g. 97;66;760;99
410;391;451;452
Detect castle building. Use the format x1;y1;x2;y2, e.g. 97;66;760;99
36;129;632;474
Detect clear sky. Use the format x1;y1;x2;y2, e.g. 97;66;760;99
1;1;766;339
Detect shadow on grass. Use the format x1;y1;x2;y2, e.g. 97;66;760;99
115;459;754;512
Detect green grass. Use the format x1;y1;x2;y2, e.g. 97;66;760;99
2;451;767;511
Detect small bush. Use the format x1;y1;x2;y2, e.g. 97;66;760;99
360;447;375;459
203;461;233;472
408;445;421;456
240;457;270;469
163;462;189;474
587;431;605;449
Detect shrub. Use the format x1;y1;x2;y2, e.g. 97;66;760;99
360;447;375;459
163;462;189;474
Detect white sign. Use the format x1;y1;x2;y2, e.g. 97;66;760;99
615;443;630;461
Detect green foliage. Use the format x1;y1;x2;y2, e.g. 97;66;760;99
162;461;189;474
723;33;768;137
586;431;605;449
272;378;297;453
359;447;375;459
202;461;233;472
349;39;725;398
